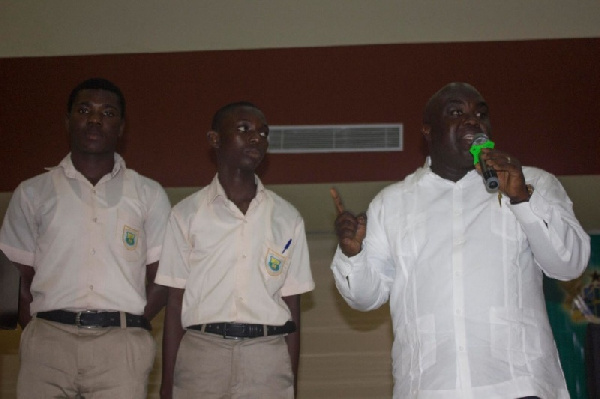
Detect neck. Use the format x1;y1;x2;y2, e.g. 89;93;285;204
429;161;472;183
217;167;257;214
71;152;115;186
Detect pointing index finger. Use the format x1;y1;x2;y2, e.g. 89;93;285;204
330;187;345;215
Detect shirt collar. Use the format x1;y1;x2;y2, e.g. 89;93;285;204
207;173;265;204
50;153;125;182
421;156;480;186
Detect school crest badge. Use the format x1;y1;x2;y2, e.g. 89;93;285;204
266;249;284;276
123;225;139;250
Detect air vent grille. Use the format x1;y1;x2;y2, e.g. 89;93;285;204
267;124;403;153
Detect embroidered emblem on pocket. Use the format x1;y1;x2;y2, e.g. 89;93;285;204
123;225;139;250
266;249;284;276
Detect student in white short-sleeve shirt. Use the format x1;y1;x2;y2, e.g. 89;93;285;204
0;78;171;399
156;102;314;399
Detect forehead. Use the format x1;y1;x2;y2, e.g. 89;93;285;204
437;86;486;108
72;89;121;109
224;106;266;123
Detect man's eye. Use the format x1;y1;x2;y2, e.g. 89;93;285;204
450;109;462;117
476;112;488;118
259;131;268;138
237;125;249;133
104;111;115;117
78;108;89;114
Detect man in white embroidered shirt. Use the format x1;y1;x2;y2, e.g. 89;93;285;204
330;82;590;399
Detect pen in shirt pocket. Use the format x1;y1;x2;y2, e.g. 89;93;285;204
282;239;292;254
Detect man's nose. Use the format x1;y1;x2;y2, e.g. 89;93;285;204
87;110;102;124
462;112;481;127
248;130;261;143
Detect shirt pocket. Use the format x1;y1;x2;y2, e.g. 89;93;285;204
490;306;546;366
259;240;290;295
417;314;437;371
393;314;436;375
117;209;145;263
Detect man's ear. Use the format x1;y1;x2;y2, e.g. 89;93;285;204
207;130;220;148
421;124;432;144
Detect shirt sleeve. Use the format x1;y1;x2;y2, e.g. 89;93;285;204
155;208;190;289
280;215;315;297
144;183;171;264
0;183;37;266
330;193;395;311
510;169;590;280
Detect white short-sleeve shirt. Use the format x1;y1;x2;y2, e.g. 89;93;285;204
155;174;314;327
0;153;171;315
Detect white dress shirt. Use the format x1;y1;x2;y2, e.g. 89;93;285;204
331;160;590;399
155;174;315;327
0;154;171;315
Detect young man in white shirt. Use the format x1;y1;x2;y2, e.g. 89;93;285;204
0;78;171;398
156;102;314;399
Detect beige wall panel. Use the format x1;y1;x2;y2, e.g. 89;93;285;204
1;175;600;232
1;0;600;57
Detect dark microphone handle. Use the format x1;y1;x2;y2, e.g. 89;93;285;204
480;161;499;192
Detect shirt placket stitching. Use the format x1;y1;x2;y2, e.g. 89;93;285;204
453;183;472;394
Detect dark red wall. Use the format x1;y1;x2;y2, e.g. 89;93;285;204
1;39;598;191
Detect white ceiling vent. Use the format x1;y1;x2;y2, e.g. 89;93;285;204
267;124;403;154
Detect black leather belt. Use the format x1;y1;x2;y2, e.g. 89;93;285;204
188;320;296;339
36;310;151;331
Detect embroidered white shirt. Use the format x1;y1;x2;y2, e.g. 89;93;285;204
331;160;590;399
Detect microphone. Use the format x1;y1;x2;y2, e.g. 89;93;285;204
471;133;499;192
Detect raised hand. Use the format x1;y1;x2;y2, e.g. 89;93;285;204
330;188;367;257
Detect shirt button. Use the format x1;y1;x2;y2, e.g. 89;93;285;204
242;254;247;259
456;309;462;315
93;217;98;223
91;249;96;255
89;285;94;291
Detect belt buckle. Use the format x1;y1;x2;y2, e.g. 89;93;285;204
223;323;242;340
75;310;99;328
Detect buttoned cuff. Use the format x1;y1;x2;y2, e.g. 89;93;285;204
332;245;367;278
510;191;550;224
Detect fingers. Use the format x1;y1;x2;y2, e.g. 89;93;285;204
480;149;520;170
479;149;527;198
330;187;345;215
334;212;358;238
355;213;367;242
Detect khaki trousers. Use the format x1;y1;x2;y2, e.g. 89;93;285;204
174;330;294;399
17;317;155;399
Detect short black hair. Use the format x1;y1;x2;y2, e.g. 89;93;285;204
423;82;481;124
211;101;262;132
67;78;126;118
